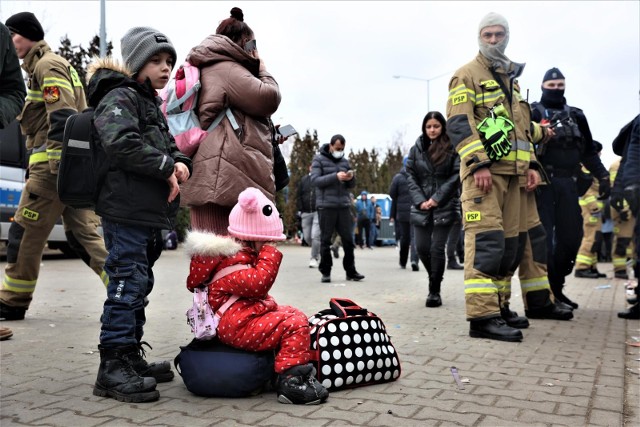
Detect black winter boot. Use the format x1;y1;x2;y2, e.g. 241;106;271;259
525;301;574;320
469;317;523;342
276;364;329;405
425;280;442;307
526;290;574;320
93;346;159;403
121;342;174;383
617;303;640;319
550;283;579;310
447;257;463;270
500;304;529;329
0;302;26;321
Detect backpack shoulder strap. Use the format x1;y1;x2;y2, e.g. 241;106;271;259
210;264;250;320
211;263;250;282
124;86;147;130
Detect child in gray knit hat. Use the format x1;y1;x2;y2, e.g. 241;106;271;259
120;26;177;76
86;27;191;403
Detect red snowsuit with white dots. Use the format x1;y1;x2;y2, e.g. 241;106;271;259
186;234;311;374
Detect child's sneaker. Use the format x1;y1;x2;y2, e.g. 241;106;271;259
276;364;328;405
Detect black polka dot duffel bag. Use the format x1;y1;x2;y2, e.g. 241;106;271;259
308;298;401;391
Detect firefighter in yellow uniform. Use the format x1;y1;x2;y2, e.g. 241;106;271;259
446;12;568;342
1;12;107;321
609;158;636;279
574;145;606;278
499;180;574;326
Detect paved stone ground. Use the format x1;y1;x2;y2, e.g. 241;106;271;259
1;244;638;426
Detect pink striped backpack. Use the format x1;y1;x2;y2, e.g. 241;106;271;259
160;62;237;157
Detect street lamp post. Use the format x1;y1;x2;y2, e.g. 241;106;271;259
99;0;107;57
393;71;452;112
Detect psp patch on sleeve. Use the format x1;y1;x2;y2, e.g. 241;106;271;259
451;93;468;105
465;211;481;222
43;86;60;104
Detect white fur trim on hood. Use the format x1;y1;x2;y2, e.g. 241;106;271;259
183;231;242;258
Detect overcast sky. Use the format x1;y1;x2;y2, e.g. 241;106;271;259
2;1;638;167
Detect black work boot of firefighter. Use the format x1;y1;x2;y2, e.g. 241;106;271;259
93;345;159;403
500;303;529;329
122;342;174;383
469;317;523;342
525;290;573;320
425;280;442;307
550;282;579;310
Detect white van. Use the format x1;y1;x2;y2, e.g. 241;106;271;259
0;120;72;255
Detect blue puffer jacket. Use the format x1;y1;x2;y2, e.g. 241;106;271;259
310;143;355;209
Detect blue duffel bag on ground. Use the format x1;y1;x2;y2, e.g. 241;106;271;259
174;338;275;397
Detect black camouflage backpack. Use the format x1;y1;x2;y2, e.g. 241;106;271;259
57;108;107;209
58;87;143;209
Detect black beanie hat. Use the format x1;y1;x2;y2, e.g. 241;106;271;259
542;67;565;83
5;12;44;42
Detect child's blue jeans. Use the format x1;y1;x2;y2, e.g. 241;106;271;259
99;220;163;347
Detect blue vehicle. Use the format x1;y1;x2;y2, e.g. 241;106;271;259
368;193;395;245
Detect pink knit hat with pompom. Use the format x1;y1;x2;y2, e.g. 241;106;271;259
228;187;286;241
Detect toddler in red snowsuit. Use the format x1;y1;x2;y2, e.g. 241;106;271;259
184;187;328;405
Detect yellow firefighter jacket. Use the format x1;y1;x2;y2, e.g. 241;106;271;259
19;40;86;171
446;53;544;182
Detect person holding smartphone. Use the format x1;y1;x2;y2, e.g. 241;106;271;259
179;7;282;235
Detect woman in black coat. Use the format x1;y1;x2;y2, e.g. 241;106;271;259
406;111;460;307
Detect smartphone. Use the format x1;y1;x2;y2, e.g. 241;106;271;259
244;39;257;53
277;124;297;138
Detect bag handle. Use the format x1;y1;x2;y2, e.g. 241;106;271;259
329;298;369;317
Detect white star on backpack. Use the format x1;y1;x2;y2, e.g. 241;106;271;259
112;107;122;116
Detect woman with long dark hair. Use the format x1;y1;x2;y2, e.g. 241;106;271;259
406;111;460;307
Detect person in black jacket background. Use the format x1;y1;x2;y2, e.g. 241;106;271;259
531;68;610;308
611;114;640;319
406;112;460;308
389;158;419;271
311;134;364;283
297;165;320;268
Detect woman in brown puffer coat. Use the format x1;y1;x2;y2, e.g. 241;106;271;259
181;7;281;234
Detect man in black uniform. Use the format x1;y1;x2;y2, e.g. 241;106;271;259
532;67;610;309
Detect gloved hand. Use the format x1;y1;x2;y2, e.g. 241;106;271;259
624;184;640;215
611;188;625;212
477;116;513;162
598;177;611;200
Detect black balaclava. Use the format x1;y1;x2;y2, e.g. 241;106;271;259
540;67;566;107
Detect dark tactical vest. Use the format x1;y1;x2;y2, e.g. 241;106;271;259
534;103;584;172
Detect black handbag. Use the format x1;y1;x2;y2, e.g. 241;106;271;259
272;142;289;191
308;298;401;391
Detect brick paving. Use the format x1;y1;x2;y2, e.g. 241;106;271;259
1;244;638;426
